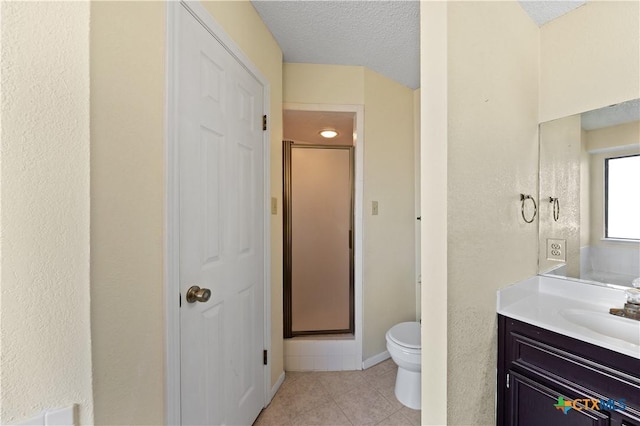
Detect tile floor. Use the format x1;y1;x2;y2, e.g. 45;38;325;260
254;359;421;426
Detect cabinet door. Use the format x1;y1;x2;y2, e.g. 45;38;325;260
509;371;610;426
617;411;640;426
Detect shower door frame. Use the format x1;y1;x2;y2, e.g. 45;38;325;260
283;141;355;337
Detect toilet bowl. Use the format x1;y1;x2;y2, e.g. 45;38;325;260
386;321;421;410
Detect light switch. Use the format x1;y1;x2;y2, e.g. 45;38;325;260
271;197;277;215
372;201;379;215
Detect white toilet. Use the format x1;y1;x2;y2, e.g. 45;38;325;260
386;321;421;410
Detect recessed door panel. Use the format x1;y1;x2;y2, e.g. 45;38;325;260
238;285;256;403
509;371;610;426
200;126;223;266
200;52;223;103
238;145;254;255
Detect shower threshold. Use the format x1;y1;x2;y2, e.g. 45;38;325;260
288;333;355;340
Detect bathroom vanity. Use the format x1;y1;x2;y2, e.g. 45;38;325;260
496;276;640;426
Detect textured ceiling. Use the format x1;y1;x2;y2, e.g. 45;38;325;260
252;0;420;89
517;1;586;26
252;1;586;91
581;98;640;131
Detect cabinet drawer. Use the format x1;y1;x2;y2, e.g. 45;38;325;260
510;331;639;409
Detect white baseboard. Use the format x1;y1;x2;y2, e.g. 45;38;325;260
362;350;390;370
268;371;286;403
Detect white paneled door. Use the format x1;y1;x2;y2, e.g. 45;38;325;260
177;5;265;425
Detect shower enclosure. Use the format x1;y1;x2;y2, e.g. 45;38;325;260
283;140;354;337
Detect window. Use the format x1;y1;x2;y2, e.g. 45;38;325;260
605;154;640;240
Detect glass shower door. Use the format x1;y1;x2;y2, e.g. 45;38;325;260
284;141;354;336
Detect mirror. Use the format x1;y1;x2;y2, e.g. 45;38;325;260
538;98;640;288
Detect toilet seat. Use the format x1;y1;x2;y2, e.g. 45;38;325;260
387;322;421;349
385;321;422;409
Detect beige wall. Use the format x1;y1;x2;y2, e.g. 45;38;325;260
586;120;640;152
446;2;539;424
540;1;640;122
283;63;417;360
0;2;94;424
362;69;416;359
419;2;448;422
284;63;365;105
413;88;421;320
90;3;165;424
586;121;640;247
538;115;582;277
90;1;283;424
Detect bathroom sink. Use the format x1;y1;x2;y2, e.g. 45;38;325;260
560;309;640;346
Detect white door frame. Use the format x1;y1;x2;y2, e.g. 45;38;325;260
165;2;272;424
283;103;364;369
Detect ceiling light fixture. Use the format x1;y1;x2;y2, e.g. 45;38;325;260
319;129;338;139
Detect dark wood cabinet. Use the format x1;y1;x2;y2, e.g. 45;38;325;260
508;370;610;425
498;315;640;426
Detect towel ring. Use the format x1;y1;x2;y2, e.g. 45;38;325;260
549;197;560;222
520;194;537;224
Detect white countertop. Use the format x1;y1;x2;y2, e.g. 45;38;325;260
497;275;640;359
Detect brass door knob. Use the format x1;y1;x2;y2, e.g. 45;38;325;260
186;285;211;303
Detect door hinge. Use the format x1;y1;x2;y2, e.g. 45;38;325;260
262;115;267;131
179;292;182;308
506;373;510;389
263;349;268;365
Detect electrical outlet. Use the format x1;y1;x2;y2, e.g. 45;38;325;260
372;201;379;215
547;238;566;262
